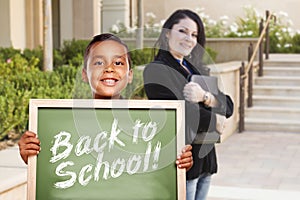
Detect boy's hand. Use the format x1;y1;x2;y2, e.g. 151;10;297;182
176;144;193;171
18;131;41;164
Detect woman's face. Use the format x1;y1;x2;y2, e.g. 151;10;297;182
166;17;198;60
83;40;133;99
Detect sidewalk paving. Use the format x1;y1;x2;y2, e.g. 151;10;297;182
208;131;300;200
0;145;26;198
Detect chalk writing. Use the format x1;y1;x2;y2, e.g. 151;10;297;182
49;118;162;189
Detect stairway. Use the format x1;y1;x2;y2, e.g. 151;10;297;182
245;54;300;133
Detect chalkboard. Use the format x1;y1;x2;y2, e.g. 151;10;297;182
27;99;185;200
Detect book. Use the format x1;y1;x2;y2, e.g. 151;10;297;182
190;74;218;95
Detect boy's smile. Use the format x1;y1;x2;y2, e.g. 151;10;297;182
83;40;133;99
101;78;119;86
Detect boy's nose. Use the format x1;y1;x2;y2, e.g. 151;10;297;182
104;63;115;72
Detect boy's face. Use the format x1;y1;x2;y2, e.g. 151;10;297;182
82;40;133;99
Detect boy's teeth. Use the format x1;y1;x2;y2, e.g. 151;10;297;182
104;79;115;84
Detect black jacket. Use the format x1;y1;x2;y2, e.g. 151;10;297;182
143;50;234;179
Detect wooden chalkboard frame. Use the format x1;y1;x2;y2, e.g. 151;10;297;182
27;99;186;200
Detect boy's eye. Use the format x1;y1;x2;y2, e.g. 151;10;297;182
115;61;124;66
94;61;104;66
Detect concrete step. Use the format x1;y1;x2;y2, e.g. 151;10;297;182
264;60;300;67
253;85;300;96
253;95;300;107
263;67;300;76
245;106;300;119
245;55;300;133
245;118;300;133
255;76;300;86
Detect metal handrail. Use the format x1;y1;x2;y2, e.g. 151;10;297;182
241;11;276;79
239;10;276;132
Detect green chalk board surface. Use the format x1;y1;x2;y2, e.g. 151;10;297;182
28;99;185;200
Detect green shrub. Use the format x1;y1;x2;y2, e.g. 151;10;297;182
130;48;153;66
0;47;22;62
22;46;67;70
122;68;146;99
60;39;89;67
0;54;85;140
22;46;44;70
291;33;300;53
0;54;39;140
53;49;65;68
68;53;84;67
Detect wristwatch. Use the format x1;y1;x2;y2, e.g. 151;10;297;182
203;92;210;104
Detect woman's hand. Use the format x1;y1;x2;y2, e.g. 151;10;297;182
18;131;41;164
176;144;193;171
183;82;205;103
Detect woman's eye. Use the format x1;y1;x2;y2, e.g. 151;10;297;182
192;34;198;38
178;29;186;34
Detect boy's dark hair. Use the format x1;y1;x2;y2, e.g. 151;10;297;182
83;33;132;69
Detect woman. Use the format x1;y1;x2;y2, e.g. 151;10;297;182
143;9;234;200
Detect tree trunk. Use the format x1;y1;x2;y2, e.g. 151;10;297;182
43;0;53;71
136;0;143;49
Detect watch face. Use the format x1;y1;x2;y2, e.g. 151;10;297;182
204;93;209;100
203;92;210;103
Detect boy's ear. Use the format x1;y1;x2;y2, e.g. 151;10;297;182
82;68;88;82
128;69;133;84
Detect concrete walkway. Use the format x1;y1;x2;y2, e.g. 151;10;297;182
0;146;26;200
208;131;300;200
